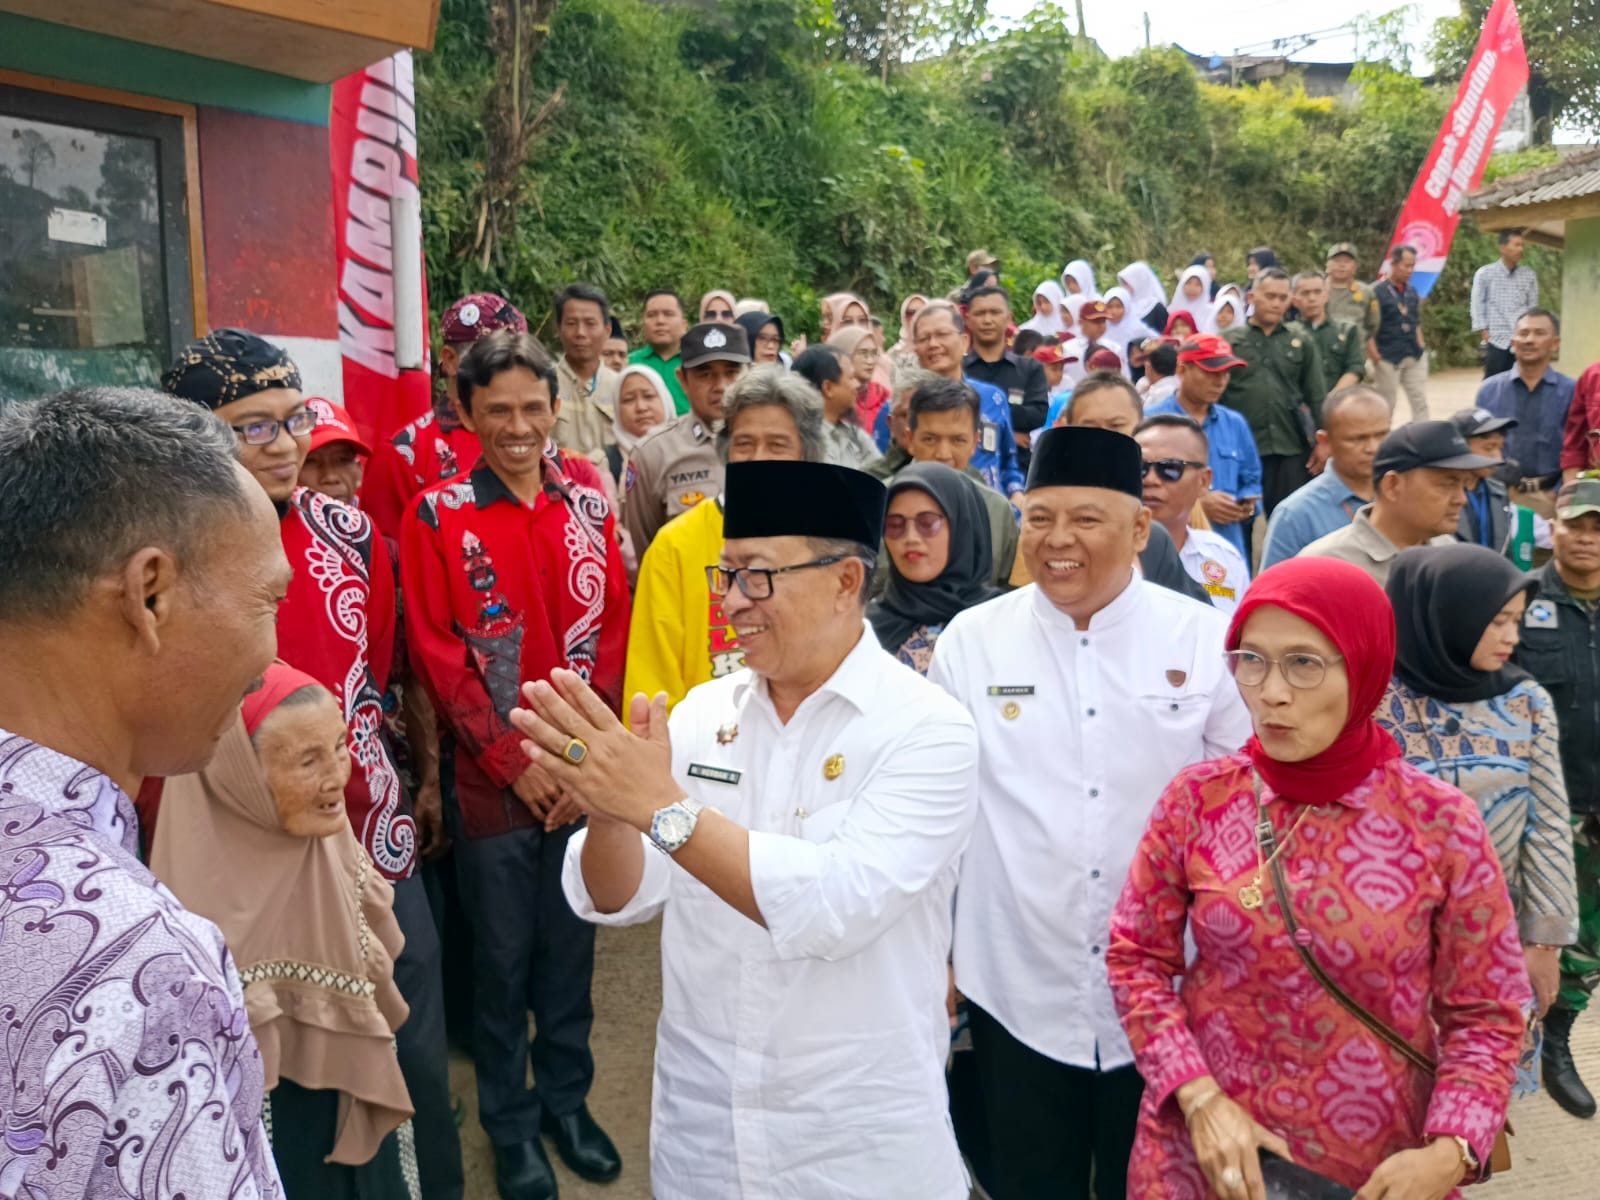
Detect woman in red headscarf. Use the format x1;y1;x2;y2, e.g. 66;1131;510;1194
1107;559;1529;1200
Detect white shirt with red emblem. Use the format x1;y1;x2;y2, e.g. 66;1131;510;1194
1177;525;1250;616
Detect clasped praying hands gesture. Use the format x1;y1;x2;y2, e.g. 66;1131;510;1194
509;669;685;833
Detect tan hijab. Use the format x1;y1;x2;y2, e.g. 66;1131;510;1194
153;700;412;1167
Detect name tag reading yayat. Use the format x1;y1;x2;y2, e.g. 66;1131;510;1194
687;763;742;786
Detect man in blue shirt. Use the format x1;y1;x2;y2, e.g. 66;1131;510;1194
1261;385;1392;568
911;301;1024;503
1144;334;1262;561
1474;307;1575;514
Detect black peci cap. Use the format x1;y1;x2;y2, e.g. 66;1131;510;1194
1026;425;1144;499
1372;420;1501;482
723;460;887;546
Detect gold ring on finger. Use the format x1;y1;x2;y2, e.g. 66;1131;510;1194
561;736;589;766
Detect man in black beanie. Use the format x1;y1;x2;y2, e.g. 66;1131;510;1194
511;460;980;1200
929;426;1252;1200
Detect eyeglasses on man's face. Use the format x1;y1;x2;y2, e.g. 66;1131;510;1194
1141;458;1207;483
706;556;848;600
231;408;317;446
1224;649;1344;690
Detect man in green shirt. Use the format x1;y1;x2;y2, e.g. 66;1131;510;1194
1294;270;1365;395
628;288;691;415
1221;266;1328;514
1325;241;1380;342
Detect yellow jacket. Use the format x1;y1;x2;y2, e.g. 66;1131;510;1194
624;498;744;726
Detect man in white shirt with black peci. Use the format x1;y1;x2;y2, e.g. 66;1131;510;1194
929;425;1252;1200
513;459;979;1200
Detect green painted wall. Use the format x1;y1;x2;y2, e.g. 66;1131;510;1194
1561;216;1600;376
0;13;330;124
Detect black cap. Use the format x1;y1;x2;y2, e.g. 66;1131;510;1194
1450;407;1518;439
1372;420;1501;482
680;322;751;369
723;461;886;546
1026;426;1143;499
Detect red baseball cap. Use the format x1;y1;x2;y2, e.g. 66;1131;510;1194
1177;334;1246;373
1032;344;1068;366
306;396;373;457
440;293;528;344
1085;348;1122;372
1078;300;1110;320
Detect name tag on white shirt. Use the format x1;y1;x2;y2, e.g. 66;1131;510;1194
687;763;742;786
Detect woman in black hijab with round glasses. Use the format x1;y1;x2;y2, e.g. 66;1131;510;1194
1377;544;1578;1043
869;462;1000;673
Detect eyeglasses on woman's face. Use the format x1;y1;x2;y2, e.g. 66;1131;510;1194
1224;649;1344;690
705;308;734;321
755;332;782;350
883;512;945;540
1141;458;1207;484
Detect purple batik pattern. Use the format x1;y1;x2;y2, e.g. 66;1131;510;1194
0;733;282;1199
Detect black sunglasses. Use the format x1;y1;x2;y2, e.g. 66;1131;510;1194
1141;458;1207;483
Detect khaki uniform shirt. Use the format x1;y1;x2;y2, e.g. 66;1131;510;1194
1221;321;1327;459
1326;280;1380;341
554;356;619;464
1298;504;1452;587
622;412;723;553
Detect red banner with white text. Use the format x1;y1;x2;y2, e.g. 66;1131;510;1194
1385;0;1528;297
330;52;433;446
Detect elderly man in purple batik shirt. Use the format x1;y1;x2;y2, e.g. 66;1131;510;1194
0;387;291;1198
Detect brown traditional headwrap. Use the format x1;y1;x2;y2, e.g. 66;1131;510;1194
161;328;302;410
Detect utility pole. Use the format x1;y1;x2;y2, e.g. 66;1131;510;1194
1143;11;1151;48
1074;0;1086;40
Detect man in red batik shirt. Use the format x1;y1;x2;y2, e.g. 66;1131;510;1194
402;330;630;1200
1563;361;1600;482
163;328;464;1200
364;292;529;539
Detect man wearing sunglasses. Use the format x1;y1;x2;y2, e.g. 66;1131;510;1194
512;459;978;1200
1135;414;1250;615
162;330;467;1199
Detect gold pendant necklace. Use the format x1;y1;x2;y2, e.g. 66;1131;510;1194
1239;781;1313;910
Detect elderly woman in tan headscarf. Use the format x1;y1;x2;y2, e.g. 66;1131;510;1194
154;662;417;1200
826;324;892;436
889;293;930;370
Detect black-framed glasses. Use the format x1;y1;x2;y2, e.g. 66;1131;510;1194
884;512;945;539
1142;458;1208;483
231;408;317;446
1224;649;1345;689
706;556;847;600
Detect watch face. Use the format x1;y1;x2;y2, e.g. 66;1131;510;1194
655;807;693;848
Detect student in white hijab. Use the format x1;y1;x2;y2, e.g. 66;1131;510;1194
1019;280;1069;339
1168;266;1216;331
1211;284;1248;332
1116;262;1168;331
1102;286;1160;349
608;363;673;484
1059;259;1099;299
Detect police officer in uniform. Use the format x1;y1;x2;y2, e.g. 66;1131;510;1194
515;459;980;1200
622;322;750;552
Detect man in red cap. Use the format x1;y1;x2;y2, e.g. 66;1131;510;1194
1144;335;1263;562
363;292;529;539
299;395;373;504
1059;300;1126;388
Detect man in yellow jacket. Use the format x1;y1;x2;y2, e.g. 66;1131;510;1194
623;366;825;723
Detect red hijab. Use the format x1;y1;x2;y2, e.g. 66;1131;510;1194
242;661;325;737
1225;558;1400;806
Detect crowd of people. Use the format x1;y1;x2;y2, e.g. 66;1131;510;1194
2;232;1600;1200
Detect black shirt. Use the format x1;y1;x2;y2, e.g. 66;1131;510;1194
963;349;1049;436
1372;279;1423;364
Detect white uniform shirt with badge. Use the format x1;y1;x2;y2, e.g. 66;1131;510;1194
928;575;1251;1069
561;624;978;1200
1177;525;1250;616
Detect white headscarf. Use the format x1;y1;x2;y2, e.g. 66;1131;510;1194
1019;280;1069;338
1168;266;1216;331
1117;262;1166;322
1102;286;1159;347
1060;259;1099;300
1211;286;1247;332
612;364;673;454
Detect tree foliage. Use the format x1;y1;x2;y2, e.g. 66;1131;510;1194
416;0;1555;362
1430;0;1600;140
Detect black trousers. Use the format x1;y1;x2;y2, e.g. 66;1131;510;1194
1261;453;1313;516
269;1079;409;1200
968;1003;1143;1200
1484;342;1514;378
452;816;597;1147
390;870;465;1200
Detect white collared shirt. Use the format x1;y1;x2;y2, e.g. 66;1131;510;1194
929;576;1250;1069
562;624;977;1200
1177;525;1251;616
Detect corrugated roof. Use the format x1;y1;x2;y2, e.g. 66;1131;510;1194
1465;146;1600;211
